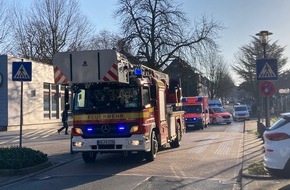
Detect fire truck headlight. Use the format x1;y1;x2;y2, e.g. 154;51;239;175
130;140;143;146
130;125;139;133
73;141;84;147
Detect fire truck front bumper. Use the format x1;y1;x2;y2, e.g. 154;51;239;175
71;134;150;152
185;118;202;128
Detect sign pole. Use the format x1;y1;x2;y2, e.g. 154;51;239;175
12;60;32;147
266;96;270;128
20;80;23;148
19;59;24;148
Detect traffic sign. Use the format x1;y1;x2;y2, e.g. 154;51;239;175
12;62;32;81
259;81;275;96
256;58;278;80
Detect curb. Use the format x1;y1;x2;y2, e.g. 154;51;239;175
0;156;80;187
241;173;274;180
0;161;52;176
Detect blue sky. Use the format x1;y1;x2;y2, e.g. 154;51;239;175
20;0;290;75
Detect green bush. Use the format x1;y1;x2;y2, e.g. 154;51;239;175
248;162;268;175
0;146;48;170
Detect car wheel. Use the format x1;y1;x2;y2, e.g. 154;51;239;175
145;130;158;162
170;123;181;148
283;159;290;177
200;124;204;130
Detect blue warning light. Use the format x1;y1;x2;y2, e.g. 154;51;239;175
134;68;143;76
86;127;93;133
117;124;126;132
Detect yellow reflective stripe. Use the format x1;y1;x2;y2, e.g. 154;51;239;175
74;108;153;121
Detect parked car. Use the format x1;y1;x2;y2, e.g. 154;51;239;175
209;106;232;124
232;105;250;121
263;113;290;177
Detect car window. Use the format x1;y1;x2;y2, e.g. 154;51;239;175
234;106;248;111
269;116;290;130
212;107;226;113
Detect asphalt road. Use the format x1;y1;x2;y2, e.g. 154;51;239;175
0;122;244;190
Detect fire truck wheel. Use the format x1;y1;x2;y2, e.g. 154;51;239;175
82;152;97;163
145;130;158;162
170;123;181;148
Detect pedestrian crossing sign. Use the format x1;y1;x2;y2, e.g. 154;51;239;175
12;62;32;81
256;58;278;81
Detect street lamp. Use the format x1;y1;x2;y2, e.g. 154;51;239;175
256;30;273;128
256;30;273;58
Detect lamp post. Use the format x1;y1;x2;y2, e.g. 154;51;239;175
256;30;273;128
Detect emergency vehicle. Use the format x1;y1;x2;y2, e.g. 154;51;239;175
53;49;185;162
182;96;210;130
209;106;232;124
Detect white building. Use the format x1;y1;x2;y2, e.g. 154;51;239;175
0;55;66;131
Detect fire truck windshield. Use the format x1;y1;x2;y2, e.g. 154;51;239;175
74;86;141;113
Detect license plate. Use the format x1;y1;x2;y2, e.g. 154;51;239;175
97;140;115;145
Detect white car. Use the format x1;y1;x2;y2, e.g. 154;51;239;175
263;113;290;177
232;105;250;121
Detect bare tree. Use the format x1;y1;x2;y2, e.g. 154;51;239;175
202;52;235;100
0;0;12;53
11;0;94;64
232;36;287;98
115;0;222;70
88;30;121;50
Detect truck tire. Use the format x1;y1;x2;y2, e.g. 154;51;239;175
82;152;97;163
145;130;158;162
170;123;181;148
200;122;204;130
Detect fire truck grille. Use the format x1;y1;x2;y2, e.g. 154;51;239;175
81;124;134;138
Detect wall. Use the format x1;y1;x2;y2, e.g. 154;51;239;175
0;55;8;130
6;56;61;130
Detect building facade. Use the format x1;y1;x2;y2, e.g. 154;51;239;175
0;55;66;131
163;58;209;97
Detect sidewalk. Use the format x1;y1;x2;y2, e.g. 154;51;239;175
241;120;290;190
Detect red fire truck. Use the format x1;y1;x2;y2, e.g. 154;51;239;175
182;96;210;130
53;50;185;162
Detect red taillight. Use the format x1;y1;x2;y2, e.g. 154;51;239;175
265;132;290;141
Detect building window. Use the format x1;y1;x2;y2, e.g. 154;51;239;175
43;82;66;119
43;91;50;111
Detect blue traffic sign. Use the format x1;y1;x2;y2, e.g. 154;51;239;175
12;62;32;81
256;58;278;80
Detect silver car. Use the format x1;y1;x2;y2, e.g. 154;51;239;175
232;105;250;121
